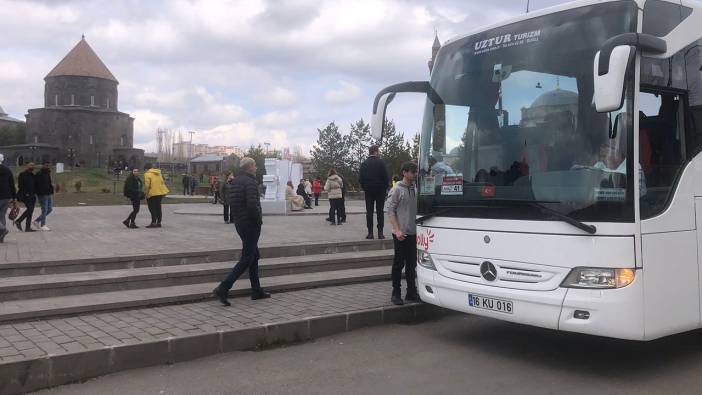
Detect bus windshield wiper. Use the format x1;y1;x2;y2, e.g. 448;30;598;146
496;200;597;234
416;201;596;234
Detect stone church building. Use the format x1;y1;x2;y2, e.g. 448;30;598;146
0;36;143;168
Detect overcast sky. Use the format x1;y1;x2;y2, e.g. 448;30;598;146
0;0;568;154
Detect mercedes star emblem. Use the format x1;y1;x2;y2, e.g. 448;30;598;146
480;261;497;282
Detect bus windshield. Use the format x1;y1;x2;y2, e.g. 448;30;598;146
418;1;638;223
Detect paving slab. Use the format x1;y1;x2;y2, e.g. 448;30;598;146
0;202;388;264
0;282;448;394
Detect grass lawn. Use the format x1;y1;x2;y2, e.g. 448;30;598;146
8;166;207;206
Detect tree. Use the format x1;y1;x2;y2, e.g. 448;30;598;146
0;124;26;146
411;133;420;162
344;119;374;189
311;122;347;180
380;120;412;180
243;145;268;183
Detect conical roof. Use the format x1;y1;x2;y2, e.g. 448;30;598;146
432;33;441;49
45;36;117;82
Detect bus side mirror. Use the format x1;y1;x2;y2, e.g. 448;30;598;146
593;46;634;113
593;33;666;113
371;92;395;141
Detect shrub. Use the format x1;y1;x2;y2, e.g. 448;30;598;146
74;180;82;193
101;187;111;193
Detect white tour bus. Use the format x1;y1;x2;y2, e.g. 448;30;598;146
372;0;702;340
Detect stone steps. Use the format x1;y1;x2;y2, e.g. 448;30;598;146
0;239;393;277
0;250;393;301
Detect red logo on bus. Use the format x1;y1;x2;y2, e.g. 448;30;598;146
481;185;496;197
418;229;435;251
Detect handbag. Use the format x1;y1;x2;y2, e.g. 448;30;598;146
8;203;19;221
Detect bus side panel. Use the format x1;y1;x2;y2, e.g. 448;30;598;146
641;230;700;340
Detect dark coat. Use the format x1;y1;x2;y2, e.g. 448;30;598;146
17;169;36;203
296;183;307;198
226;172;262;227
359;155;390;192
0;165;16;200
338;174;347;198
123;175;144;201
35;168;54;196
221;180;234;204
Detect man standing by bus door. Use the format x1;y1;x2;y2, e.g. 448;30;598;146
386;162;419;305
360;145;390;239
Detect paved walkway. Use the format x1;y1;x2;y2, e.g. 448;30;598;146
1;202;387;264
0;282;393;363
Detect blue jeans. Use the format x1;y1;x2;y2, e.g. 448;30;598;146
37;195;53;226
219;223;262;293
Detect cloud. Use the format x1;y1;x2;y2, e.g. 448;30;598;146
254;87;298;108
324;81;361;105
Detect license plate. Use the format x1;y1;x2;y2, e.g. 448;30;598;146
468;294;513;314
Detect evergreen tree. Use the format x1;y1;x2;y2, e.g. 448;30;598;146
380;120;412;180
311;122;347;180
344;119;374;189
411;133;420;162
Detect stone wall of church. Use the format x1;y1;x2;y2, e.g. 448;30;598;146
44;76;118;111
26;107;135;168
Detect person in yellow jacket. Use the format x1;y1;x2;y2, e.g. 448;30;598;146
143;163;170;228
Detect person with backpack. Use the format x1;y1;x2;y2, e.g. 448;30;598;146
0;154;16;242
33;161;54;231
14;162;37;233
122;167;144;229
143;163;170;228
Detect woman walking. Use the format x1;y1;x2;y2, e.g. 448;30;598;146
143;163;169;228
324;169;343;225
122;167;144;229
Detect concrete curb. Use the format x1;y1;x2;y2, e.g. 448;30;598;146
0;304;449;395
174;209;367;217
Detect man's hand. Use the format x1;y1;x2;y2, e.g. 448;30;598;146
393;229;406;241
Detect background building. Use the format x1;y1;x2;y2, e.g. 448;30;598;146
0;36;144;168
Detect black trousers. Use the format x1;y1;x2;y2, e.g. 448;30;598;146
223;204;233;222
146;195;163;224
127;198;140;223
16;196;36;230
365;189;386;232
183;184;190;195
219;223;262;292
392;234;417;294
314;193;320;206
329;198;343;223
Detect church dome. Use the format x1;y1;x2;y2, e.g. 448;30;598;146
531;88;578;108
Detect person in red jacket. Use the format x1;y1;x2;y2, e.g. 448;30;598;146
312;177;321;206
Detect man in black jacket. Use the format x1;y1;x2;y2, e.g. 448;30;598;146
213;157;270;306
15;162;37;232
359;145;390;239
0;154;16;242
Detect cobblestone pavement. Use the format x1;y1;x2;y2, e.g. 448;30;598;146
1;201;387;263
0;282;394;363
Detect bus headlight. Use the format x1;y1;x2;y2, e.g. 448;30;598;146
417;250;436;271
561;267;635;289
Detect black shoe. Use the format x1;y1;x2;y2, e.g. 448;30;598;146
378;233;385;240
391;295;404;305
213;286;231;306
251;291;271;300
156;223;162;228
14;221;22;232
225;220;230;224
0;229;8;243
129;223;139;229
325;217;333;222
329;221;336;225
24;228;36;233
122;219;130;229
366;233;374;239
145;223;158;228
405;291;421;303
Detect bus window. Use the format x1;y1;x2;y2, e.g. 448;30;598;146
639;90;687;219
